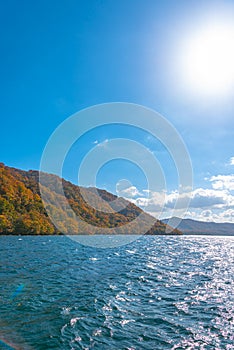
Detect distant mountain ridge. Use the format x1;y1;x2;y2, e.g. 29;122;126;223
162;217;234;236
0;163;181;235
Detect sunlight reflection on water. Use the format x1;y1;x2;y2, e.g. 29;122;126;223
0;235;233;349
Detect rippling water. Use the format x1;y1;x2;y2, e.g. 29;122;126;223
0;235;234;349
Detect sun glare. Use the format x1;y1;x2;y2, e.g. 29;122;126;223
181;22;234;96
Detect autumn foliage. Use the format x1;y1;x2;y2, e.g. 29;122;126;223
0;163;181;235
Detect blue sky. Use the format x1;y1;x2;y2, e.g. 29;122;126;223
1;0;234;222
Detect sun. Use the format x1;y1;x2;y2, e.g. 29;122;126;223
180;22;234;96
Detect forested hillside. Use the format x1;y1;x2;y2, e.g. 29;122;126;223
0;163;181;235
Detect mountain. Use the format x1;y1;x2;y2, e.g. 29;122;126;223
0;163;181;235
162;217;234;236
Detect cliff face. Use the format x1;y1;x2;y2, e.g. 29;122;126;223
0;163;181;235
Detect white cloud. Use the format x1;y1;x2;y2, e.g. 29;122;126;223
125;187;233;210
229;157;234;165
210;174;234;191
97;139;109;147
183;209;234;223
220;209;234;220
150;188;232;210
133;191;165;211
93;140;98;144
200;209;212;218
116;173;234;223
117;185;141;199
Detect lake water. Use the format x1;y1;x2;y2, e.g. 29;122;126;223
0;235;234;349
